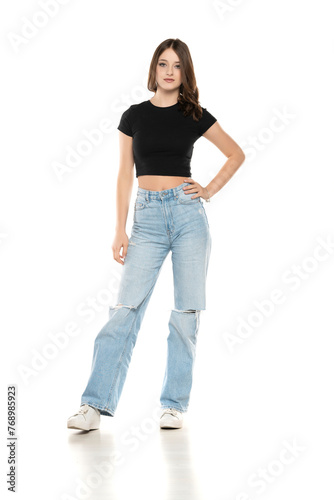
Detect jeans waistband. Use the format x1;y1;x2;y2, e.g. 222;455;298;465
137;182;190;201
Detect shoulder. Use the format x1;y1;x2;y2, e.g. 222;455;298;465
197;105;217;135
199;105;216;119
119;100;148;120
124;100;148;113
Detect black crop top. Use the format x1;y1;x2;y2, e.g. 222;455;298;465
117;99;217;177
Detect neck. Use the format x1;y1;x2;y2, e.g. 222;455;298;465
150;89;179;107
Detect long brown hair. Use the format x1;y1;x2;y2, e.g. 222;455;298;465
147;38;204;122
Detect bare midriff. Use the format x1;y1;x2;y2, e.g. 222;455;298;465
137;175;187;191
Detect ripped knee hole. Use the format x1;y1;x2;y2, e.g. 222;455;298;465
173;309;199;313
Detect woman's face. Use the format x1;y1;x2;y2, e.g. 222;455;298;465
155;48;182;91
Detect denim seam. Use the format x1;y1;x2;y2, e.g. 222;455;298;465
202;206;209;227
160;203;173;243
106;308;138;410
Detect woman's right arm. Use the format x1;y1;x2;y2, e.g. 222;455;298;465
111;131;134;265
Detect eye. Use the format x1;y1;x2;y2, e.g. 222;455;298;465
158;62;181;68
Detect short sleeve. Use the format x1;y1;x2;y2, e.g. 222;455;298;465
117;107;133;137
198;107;217;136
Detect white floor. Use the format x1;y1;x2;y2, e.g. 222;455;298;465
4;293;334;500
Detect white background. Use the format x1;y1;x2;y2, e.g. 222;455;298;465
1;0;334;499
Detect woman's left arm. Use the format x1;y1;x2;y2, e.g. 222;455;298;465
184;121;246;201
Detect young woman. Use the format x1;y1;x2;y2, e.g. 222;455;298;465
67;38;245;431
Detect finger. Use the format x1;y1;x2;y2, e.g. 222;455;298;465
191;188;202;199
185;186;199;195
183;184;197;193
114;253;121;264
113;248;123;265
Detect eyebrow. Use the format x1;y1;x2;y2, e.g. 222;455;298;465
158;58;180;63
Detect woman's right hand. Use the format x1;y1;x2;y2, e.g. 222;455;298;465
112;229;129;265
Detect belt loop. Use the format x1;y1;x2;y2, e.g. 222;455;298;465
146;192;149;202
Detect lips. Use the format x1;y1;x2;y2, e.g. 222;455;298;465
164;79;174;82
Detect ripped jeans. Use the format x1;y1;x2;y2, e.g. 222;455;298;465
80;182;212;416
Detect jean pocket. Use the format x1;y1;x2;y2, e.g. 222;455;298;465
178;189;201;205
134;196;149;210
134;201;147;210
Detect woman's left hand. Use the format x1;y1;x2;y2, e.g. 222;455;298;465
183;178;210;201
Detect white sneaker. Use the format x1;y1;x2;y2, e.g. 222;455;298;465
160;408;183;429
67;404;100;431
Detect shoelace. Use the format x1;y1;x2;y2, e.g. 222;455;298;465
73;405;89;416
162;408;180;419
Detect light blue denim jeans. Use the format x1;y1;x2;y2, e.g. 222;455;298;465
81;182;212;416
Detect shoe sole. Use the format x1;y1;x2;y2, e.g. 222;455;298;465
67;419;100;431
67;423;99;431
160;422;183;429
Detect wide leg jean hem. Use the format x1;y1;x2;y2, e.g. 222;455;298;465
160;405;188;413
80;399;115;417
